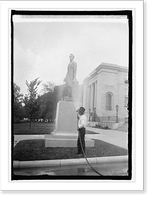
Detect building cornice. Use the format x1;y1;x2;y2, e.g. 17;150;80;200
97;62;128;72
83;62;128;83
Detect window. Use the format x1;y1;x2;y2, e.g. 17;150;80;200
106;92;113;111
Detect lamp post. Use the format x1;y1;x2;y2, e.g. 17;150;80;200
115;105;119;123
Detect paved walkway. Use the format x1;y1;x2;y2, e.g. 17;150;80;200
14;135;44;146
86;127;128;149
14;159;128;176
14;127;128;149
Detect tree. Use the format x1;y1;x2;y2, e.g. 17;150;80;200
39;83;65;122
41;81;55;94
39;81;55;122
13;83;24;122
23;77;42;128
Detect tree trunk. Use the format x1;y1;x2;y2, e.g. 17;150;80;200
29;115;32;129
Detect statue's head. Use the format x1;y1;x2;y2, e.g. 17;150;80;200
69;54;74;61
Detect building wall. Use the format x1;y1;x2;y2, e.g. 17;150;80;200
82;63;128;122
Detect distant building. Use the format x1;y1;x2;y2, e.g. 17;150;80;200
82;62;128;128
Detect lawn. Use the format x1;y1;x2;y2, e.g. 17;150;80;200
13;139;128;161
13;122;56;135
13;122;128;161
13;122;99;135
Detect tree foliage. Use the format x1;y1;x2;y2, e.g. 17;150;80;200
39;83;65;121
23;77;42;128
39;82;56;121
13;83;25;122
41;81;55;94
13;79;65;125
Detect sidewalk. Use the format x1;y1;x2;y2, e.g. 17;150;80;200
14;135;44;146
86;127;128;149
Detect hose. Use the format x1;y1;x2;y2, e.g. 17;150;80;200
78;131;104;176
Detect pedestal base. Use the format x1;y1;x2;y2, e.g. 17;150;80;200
55;101;78;134
45;100;94;148
45;132;94;147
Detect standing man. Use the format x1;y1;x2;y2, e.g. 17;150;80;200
77;107;87;154
63;54;77;98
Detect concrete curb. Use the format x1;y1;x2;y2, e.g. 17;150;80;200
13;155;128;169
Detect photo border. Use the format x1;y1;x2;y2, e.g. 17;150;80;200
11;9;132;181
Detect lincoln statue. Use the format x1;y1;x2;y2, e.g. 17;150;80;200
63;54;77;98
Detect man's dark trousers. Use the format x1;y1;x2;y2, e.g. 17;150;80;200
77;127;85;154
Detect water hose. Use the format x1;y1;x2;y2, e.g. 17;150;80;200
78;131;104;176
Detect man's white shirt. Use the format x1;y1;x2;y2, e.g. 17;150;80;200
78;115;87;129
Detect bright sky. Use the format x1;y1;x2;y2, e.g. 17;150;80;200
13;15;128;95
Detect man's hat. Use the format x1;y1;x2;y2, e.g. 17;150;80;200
77;107;85;115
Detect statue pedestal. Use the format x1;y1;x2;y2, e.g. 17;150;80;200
45;101;94;147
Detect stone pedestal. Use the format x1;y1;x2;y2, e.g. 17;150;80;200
45;101;94;147
55;101;78;134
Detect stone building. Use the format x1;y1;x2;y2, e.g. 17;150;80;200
82;62;128;129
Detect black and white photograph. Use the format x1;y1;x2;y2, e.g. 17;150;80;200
12;10;132;180
0;0;144;192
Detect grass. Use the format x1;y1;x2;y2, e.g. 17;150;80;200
13;122;55;135
13;122;127;161
13;122;99;135
13;139;128;161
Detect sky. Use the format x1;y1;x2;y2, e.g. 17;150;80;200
13;15;128;95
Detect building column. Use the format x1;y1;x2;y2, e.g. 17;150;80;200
83;84;87;108
93;83;95;110
93;81;97;108
90;83;94;112
94;80;97;109
88;85;91;111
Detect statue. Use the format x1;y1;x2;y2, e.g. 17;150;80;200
63;54;77;98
